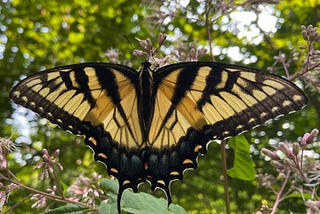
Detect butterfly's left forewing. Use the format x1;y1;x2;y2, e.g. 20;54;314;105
10;63;143;148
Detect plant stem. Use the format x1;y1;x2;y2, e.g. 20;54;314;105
2;169;91;209
271;170;291;214
3;194;33;214
204;0;215;62
221;140;231;214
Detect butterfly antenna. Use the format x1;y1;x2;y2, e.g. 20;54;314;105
123;35;135;51
150;33;167;56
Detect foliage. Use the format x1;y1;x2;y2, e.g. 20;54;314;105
227;136;256;181
1;0;320;213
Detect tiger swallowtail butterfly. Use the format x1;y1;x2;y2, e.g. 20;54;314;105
10;60;307;213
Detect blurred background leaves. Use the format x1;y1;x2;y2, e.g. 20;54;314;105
1;0;319;213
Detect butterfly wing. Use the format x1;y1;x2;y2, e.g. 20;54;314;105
151;62;307;142
10;61;308;212
146;62;307;198
10;63;144;146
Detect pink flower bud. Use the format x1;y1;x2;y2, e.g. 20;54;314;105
57;163;64;171
158;33;166;46
34;162;44;169
310;128;319;139
301;133;310;146
278;142;295;159
292;142;300;156
0;154;7;169
54;149;60;158
301;129;319;146
261;148;281;160
271;160;285;170
132;50;146;57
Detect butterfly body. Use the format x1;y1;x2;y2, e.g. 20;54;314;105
138;60;154;144
10;61;307;213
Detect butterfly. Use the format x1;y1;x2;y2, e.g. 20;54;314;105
10;60;307;212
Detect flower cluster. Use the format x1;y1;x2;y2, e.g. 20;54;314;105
258;128;320;213
0;137;16;170
34;148;63;180
0;137;18;212
30;186;57;209
299;25;320;92
133;33;207;70
67;172;105;206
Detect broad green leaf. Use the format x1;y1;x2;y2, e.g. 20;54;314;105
101;178;119;194
121;190;185;214
284;192;312;200
227;135;256;181
99;201;113;214
101;179;185;214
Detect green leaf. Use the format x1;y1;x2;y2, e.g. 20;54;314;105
100;179;185;213
100;178;119;194
43;204;90;214
121;190;185;214
284;192;313;200
227;135;256;181
99;201;113;214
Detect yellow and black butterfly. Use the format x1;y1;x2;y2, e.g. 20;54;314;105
10;61;307;212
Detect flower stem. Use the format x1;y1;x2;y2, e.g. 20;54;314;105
271;170;291;214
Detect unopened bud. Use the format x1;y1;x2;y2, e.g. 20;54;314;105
278;142;295;159
261;148;281;160
271;160;285;170
54;149;60;158
292;142;300;156
140;38;153;51
279;53;286;60
42;148;49;156
301;133;310;146
310;128;319;139
283;158;293;168
189;48;196;59
7;183;18;191
132;49;146;57
49;167;54;173
0;154;7;169
57;162;64;171
34;162;44;169
301;129;319;146
158;33;166;46
307;25;314;32
197;48;207;58
302;31;308;40
310;32;319;41
42;154;49;161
